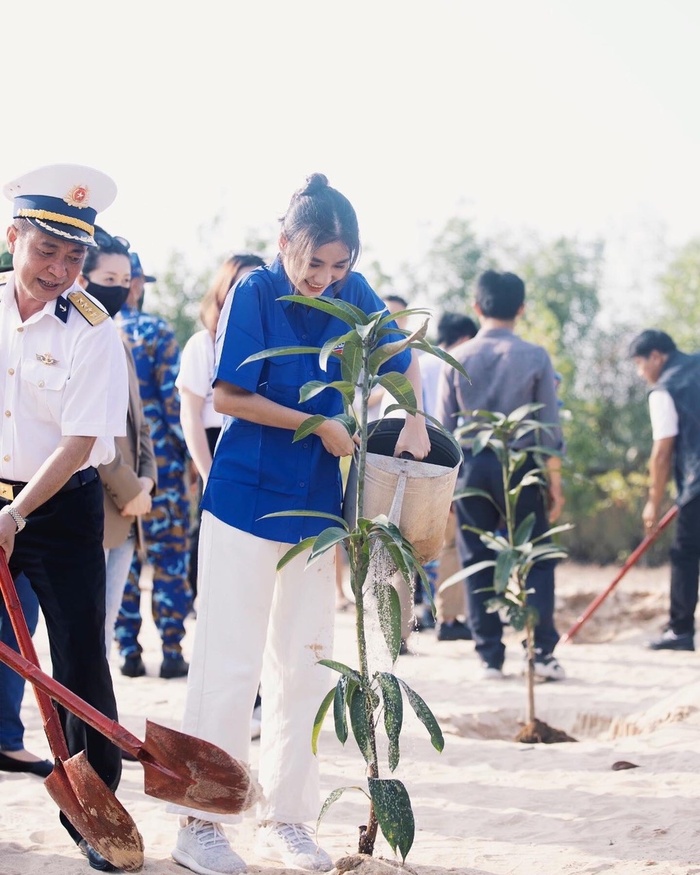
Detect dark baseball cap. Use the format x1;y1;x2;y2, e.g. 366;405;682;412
130;252;156;283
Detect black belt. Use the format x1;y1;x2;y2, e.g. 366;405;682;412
0;467;99;502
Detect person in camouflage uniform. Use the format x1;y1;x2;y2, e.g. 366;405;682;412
115;252;192;679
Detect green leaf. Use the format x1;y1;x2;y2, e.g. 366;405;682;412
368;778;415;861
368;336;412;373
349;685;373;764
311;687;336;755
275;538;317;571
299;379;356;403
333;676;351;744
262;510;348;526
453;486;500;508
508;402;545;423
374;581;402;662
471;428;494;455
494;549;517;592
309;527;350;560
319;331;355;370
317;659;362;684
375;371;416;409
242;345;322;365
513;513;536;545
377;673;403;771
293;415;327;441
340;334;364;384
317;785;370;832
412;340;470;381
532;523;575;542
398;679;444;752
275;294;369;326
437;560;495;591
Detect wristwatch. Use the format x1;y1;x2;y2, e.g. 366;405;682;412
1;505;26;533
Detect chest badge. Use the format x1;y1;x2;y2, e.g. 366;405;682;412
36;352;59;366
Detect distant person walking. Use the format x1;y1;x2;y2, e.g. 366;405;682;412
437;270;565;681
421;312;478;642
630;329;700;652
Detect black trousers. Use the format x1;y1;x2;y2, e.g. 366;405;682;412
3;478;121;844
187;426;221;599
454;449;560;669
669;493;700;635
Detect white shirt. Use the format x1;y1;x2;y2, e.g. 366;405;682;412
176;328;224;430
419;350;445;419
649;388;679;440
0;275;128;481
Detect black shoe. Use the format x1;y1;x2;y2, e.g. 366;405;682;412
160;655;189;678
647;629;695;651
436;619;472;641
78;839;120;871
0;751;53;778
120;654;146;678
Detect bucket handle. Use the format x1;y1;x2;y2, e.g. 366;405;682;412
387;452;413;525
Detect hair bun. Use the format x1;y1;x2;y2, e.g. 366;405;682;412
302;173;329;195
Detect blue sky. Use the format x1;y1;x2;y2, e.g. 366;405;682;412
4;0;699;318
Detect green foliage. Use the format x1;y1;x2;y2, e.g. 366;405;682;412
143;249;207;350
658;237;700;352
249;296;458;858
449;406;571;724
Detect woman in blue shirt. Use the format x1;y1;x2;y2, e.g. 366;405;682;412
171;174;429;875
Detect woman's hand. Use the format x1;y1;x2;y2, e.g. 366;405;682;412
317;419;357;457
394;415;431;461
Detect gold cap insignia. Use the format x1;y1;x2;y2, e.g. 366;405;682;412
63;185;90;209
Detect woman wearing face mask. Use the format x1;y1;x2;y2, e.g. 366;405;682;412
79;228;157;653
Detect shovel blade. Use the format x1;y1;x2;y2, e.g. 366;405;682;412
45;753;144;872
141;720;260;814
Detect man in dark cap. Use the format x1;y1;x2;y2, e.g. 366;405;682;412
631;329;700;652
0;164;129;870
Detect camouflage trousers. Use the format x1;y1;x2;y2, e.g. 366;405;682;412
115;488;192;659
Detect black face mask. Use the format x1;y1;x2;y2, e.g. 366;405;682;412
85;282;130;318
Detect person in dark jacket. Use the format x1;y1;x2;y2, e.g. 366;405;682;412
630;329;700;651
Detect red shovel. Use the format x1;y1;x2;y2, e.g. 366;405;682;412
0;554;259;817
560;505;678;644
0;552;144;871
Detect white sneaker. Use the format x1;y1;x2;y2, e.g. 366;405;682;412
172;818;246;875
480;665;504;680
524;653;566;682
250;705;262;741
255;821;333;871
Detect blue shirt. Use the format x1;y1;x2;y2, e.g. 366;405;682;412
202;257;411;543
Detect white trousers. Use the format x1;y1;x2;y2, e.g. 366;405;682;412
171;511;336;824
104;536;136;656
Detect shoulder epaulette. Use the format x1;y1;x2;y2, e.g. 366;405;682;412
67;290;109;326
0;271;11;289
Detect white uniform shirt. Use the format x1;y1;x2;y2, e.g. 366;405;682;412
0;274;129;482
649;388;679;441
176;328;224;430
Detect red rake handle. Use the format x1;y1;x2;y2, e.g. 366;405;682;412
560;505;679;644
0;552;70;760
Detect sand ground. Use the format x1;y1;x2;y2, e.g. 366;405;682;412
0;560;698;875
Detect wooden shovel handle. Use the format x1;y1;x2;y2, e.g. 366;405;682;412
0;551;70;760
